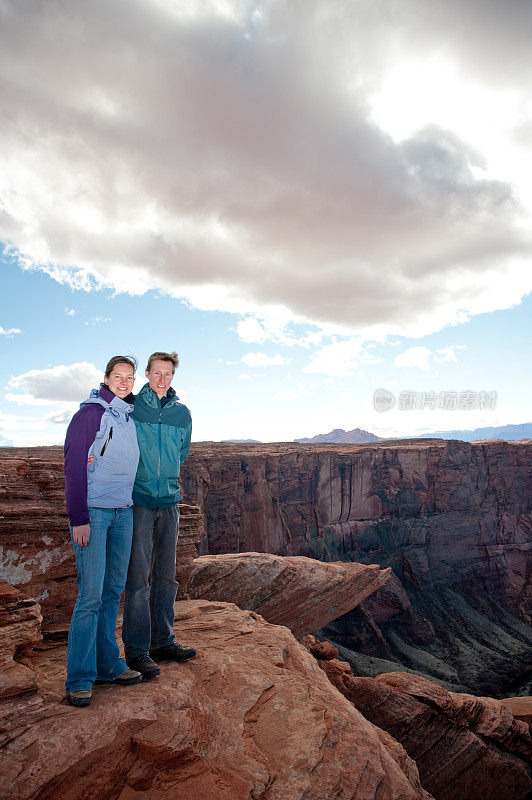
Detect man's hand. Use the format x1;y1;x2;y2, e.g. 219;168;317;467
73;524;91;547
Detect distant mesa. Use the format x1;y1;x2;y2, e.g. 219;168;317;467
411;422;532;442
294;422;532;444
220;438;262;443
295;427;382;443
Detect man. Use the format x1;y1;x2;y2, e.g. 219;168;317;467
123;351;196;678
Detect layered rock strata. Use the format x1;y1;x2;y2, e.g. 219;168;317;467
0;596;433;800
2;442;531;693
303;636;532;800
0;581;41;701
180;439;532;693
0;447;204;632
188;551;391;637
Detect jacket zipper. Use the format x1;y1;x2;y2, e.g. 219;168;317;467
100;426;113;456
157;410;162;502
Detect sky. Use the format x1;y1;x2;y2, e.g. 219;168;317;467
1;0;531;446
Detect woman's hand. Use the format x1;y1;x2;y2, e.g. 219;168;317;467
73;524;91;547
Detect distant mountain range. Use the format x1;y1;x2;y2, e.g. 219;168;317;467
296;428;381;444
294;422;532;444
221;439;262;444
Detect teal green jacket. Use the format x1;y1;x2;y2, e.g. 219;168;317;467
131;383;192;509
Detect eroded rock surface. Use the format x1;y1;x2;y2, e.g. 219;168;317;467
2;442;531;693
188;552;391;637
0;581;41;701
0;599;433;800
303;636;532;800
0;448;204;634
180;439;532;693
501;696;532;728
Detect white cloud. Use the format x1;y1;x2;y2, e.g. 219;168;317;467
7;362;103;404
395;344;465;371
0;411;60;447
434;345;467;364
395;346;434;371
304;338;380;378
241;352;286;367
235;315;324;348
85;316;111;326
1;1;531;340
0;326;22;337
237;373;251;380
64;307;76;316
47;409;75;425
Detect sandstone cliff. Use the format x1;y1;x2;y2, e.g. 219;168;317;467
0;589;434;800
188;552;392;637
303;635;532;800
180;439;532;694
1;442;531;694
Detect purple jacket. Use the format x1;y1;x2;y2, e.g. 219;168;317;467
64;385;139;526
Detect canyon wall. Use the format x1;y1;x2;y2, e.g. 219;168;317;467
180;439;532;694
1;440;531;694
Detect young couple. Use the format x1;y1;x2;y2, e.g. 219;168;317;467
63;351;196;707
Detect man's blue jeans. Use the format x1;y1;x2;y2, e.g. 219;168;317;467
122;504;179;660
66;506;133;693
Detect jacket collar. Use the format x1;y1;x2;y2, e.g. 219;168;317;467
98;383;134;413
138;383;178;407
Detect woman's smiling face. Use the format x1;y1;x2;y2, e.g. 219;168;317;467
104;362;135;398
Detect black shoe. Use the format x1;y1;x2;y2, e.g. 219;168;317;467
126;654;161;679
150;642;197;662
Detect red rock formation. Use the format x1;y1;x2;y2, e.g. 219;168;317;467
501;697;532;728
179;439;532;694
0;582;41;701
0;448;204;631
180;440;531;616
2;442;531;693
303;636;532;800
175;503;204;599
188;551;391;637
0;448;73;632
0;597;433;800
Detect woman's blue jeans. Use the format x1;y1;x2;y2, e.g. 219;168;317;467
66;506;133;693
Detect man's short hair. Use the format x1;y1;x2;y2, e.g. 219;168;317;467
146;351;179;374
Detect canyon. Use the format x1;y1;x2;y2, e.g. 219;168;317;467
180;439;532;695
1;440;531;694
0;440;531;798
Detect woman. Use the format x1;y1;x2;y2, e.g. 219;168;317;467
64;355;141;706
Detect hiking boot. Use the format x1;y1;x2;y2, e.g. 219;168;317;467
126;654;161;679
67;689;92;707
95;668;142;686
114;668;142;685
150;642;197;662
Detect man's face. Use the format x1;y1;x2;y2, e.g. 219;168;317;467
147;359;174;399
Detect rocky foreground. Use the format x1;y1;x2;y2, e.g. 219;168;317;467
1;581;531;800
2;584;434;800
